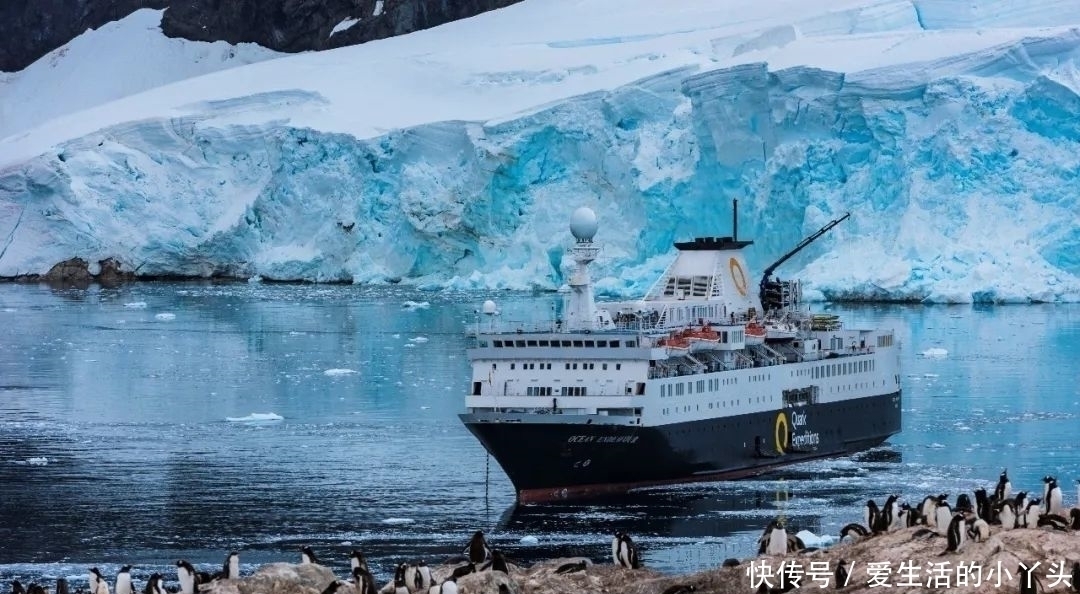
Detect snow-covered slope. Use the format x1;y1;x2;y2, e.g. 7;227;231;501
2;0;1080;303
0;9;283;139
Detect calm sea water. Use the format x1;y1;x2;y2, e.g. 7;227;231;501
1;283;1078;588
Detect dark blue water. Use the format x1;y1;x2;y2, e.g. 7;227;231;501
1;283;1078;589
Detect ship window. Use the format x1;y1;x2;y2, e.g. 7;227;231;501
610;341;620;348
627;341;636;347
573;364;578;370
527;340;538;347
538;340;549;347
565;363;570;370
516;340;526;347
493;341;503;347
492;364;497;370
585;340;595;347
597;340;607;347
603;363;608;370
616;364;622;370
709;403;713;409
573;340;584;347
510;363;515;370
687;382;693;394
562;340;572;347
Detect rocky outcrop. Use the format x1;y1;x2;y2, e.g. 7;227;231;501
19;257;136;286
1;0;523;72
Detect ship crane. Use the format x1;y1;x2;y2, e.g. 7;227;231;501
759;212;851;315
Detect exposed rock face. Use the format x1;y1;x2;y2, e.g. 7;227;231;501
201;562;337;594
0;0;523;72
27;257;135;286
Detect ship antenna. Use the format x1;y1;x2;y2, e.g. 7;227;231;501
733;198;738;242
564;207;600;331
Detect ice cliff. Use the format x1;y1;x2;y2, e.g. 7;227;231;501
2;0;1080;303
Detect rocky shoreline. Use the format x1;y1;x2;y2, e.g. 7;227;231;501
9;525;1078;594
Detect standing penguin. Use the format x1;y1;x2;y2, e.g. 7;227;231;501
1024;499;1042;528
1014;492;1029;521
994;469;1011;502
12;581;25;594
1046;478;1064;515
223;552;240;580
615;533;641;569
437;576;458;594
142;574;165;594
864;500;880;532
997;500;1017;530
115;566;133;594
56;578;70;594
919;494;944;528
834;559;850;589
417;561;432;590
974;488;991;522
612;531;624;565
1070;562;1079;594
352;567;376;594
942;513;965;554
350;550;369;573
766;520;788;556
88;568;109;594
301;546;320;565
465;531;491;564
966;517;990;542
176;561;197;594
934;497;953;536
876;495;899;532
955;494;973;514
392;563;409;594
489;550;509;574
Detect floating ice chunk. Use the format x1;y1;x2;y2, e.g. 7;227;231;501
381;518;414;524
420;406;431;410
154;312;176;321
15;457;49;466
923;373;939;377
401;300;430;310
405;343;416;348
226;412;284;423
324;368;358;376
796;530;833;548
248;275;263;284
519;535;539;545
124;301;147;308
920;348;948;358
1;308;15;312
410;336;429;343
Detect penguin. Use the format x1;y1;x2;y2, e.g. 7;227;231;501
863;500;880;532
1014;492;1029;522
142;574;165;594
1017;563;1042;594
350;550;369;574
417;560;432;590
661;586;696;594
765;519;787;556
973;488;991;522
26;586;45;594
919;494;943;528
465;531;491;564
301;546;320;565
352;567;376;594
966;517;990;542
1046;478;1064;515
897;503;916;528
449;563;475;580
555;560;588;574
489;550;509;574
223;551;240;580
834;559;850;589
934;496;953;536
955;493;973;514
1071;562;1080;594
611;531;624;565
437;576;458;594
404;564;419;591
176;561;197;594
89;568;110;594
722;559;741;568
786;533;806;554
11;582;25;594
877;495;899;532
615;532;641;569
941;513;965;554
1071;508;1080;530
1036;513;1070;531
56;578;70;594
1042;475;1054;505
839;523;870;541
392;563;409;594
994;469;1011;502
115;565;134;594
997;500;1017;530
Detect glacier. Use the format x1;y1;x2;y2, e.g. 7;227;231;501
2;0;1080;303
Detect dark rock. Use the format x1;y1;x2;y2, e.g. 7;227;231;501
2;0;524;73
97;257;135;286
42;257;93;285
25;257;135;287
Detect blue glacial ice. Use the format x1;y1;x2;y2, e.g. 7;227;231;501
2;34;1080;303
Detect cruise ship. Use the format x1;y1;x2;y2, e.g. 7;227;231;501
459;202;902;503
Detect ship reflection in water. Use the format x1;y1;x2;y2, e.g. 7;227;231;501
492;447;902;572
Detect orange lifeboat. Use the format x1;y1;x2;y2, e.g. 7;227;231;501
745;321;766;344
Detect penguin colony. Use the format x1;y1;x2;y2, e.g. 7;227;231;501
6;529;654;594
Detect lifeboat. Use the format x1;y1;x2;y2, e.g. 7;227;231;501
745;321;766;345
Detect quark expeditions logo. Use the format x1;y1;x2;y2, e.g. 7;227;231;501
729;257;748;297
774;411;820;453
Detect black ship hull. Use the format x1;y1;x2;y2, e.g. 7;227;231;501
461;391;902;503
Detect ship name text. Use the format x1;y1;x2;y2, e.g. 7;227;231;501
567;435;640;444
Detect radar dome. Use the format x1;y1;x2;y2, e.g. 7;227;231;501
569;207;598;242
482;300;497;315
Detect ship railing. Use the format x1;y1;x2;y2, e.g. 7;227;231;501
732;352;755;369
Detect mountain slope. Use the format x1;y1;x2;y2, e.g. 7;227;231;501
2;0;1080;303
